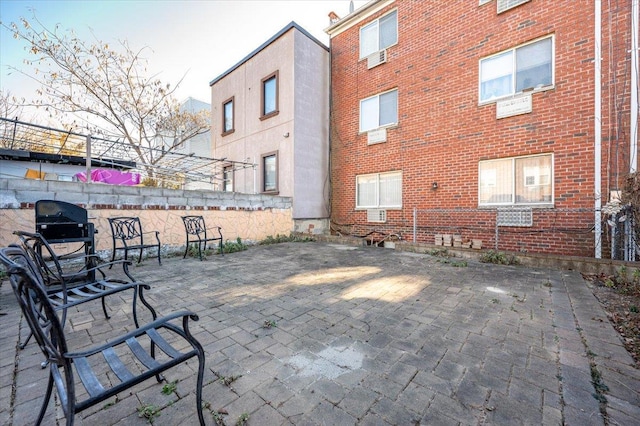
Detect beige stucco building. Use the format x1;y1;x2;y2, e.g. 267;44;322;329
209;22;330;233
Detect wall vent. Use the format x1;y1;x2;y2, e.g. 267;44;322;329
367;50;387;69
496;207;533;227
497;0;530;14
367;209;387;223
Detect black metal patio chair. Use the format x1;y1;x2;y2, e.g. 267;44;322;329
181;215;224;260
108;216;162;267
13;230;158;350
0;245;206;426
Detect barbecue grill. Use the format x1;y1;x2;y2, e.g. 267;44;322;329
35;199;96;266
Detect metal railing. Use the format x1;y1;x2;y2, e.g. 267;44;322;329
0;117;255;190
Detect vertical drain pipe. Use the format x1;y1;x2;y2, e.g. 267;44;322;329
595;0;603;258
631;0;639;174
630;0;639;260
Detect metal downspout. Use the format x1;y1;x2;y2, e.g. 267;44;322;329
595;0;603;258
631;0;639;174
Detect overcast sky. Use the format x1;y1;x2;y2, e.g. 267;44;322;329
0;0;367;110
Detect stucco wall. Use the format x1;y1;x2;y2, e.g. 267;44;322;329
0;178;293;251
293;29;330;219
211;23;330;221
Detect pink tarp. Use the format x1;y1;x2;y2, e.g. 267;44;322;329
74;169;141;186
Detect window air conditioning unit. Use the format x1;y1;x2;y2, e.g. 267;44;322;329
497;0;530;14
367;209;387;223
367;50;387;69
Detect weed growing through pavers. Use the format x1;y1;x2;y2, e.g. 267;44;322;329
103;396;119;409
259;233;314;245
236;413;250;426
428;248;450;257
511;293;526;302
161;380;178;395
263;319;278;328
137;403;161;424
479;250;520;265
221;237;248;254
185;244;214;258
212;370;243;388
437;258;468;267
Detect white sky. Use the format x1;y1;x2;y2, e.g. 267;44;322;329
0;0;367;110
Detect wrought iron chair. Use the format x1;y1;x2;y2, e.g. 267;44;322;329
108;216;162;267
181;215;224;260
14;230;157;349
0;245;206;426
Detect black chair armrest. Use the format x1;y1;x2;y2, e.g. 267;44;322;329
65;310;198;358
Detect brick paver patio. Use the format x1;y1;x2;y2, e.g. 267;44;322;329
1;241;639;425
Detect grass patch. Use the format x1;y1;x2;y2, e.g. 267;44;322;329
479;250;520;265
137;403;161;424
221;237;248;254
259;233;315;245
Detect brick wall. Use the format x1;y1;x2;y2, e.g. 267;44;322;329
328;0;633;257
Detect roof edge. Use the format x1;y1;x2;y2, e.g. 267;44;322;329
325;0;396;38
209;21;328;87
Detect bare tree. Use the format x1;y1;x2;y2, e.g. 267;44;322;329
4;16;209;177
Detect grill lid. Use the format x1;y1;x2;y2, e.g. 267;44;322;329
35;200;88;225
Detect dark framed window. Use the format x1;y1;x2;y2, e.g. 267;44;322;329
223;165;234;192
261;71;279;119
262;151;278;193
222;97;234;135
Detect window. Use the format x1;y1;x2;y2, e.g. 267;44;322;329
360;9;398;59
479;154;553;206
262;152;278;193
356;171;402;209
261;71;278;119
222;97;234;135
223;165;233;192
360;89;398;132
479;36;553;103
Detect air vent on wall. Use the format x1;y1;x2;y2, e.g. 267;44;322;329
367;209;387;223
496;207;533;227
367;50;387;69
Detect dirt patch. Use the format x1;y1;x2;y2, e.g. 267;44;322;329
584;273;640;368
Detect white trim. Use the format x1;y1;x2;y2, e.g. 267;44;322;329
325;1;396;38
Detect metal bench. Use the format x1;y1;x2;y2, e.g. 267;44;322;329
0;245;206;426
108;216;162;267
181;215;224;260
14;230;158;349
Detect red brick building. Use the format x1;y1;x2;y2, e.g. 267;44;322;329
326;0;636;258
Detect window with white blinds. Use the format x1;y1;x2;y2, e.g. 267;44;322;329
356;171;402;208
479;154;553;206
360;89;398;132
479;36;553;103
359;10;398;59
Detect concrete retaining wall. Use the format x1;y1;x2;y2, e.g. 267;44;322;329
0;178;293;252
